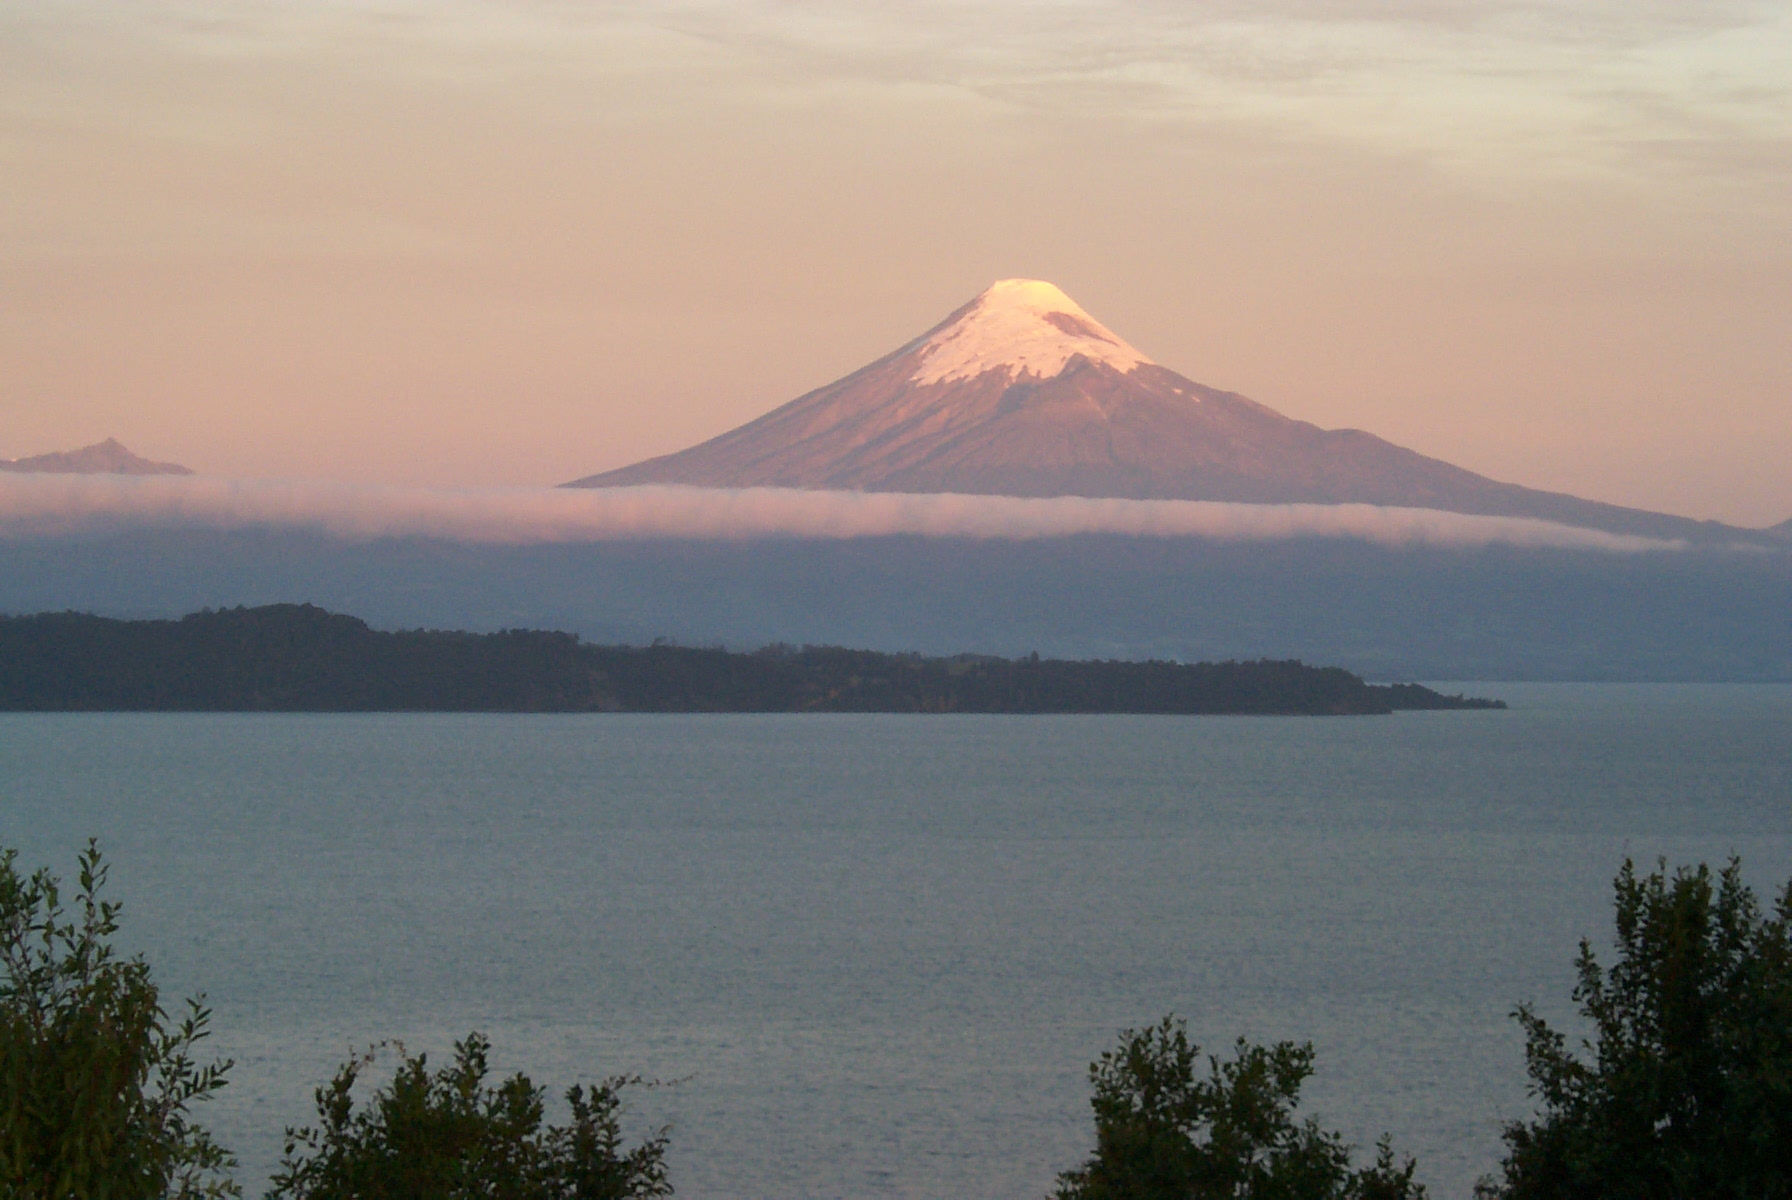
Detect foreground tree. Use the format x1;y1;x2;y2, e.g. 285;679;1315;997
268;1033;672;1200
1054;1016;1425;1200
1482;858;1792;1199
0;840;237;1199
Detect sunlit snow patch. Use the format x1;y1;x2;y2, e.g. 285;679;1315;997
910;279;1152;385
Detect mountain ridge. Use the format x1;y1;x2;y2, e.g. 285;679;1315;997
567;281;1753;544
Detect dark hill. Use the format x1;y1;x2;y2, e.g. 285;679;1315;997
0;604;1501;715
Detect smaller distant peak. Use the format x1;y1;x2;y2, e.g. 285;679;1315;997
0;437;193;476
912;280;1151;386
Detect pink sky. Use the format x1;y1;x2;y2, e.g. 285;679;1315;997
4;2;1789;525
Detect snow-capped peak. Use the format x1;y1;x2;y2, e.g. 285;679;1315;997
910;279;1152;386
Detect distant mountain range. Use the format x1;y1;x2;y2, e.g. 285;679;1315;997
567;280;1770;544
0;438;192;476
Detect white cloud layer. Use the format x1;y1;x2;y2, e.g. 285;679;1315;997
0;474;1683;552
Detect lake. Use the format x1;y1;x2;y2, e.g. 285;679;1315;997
4;684;1790;1197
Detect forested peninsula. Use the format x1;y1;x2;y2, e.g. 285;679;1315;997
0;604;1503;714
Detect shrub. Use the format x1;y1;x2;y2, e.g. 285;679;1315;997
1482;858;1792;1199
268;1032;672;1199
0;840;237;1199
1054;1015;1424;1200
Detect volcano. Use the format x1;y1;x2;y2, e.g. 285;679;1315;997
566;280;1738;541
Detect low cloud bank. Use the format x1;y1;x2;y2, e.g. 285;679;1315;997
0;474;1683;552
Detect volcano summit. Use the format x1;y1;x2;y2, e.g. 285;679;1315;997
567;281;1740;541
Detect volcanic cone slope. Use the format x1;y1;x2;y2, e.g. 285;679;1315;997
567;280;1742;542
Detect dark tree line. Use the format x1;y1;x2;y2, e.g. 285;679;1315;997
0;604;1501;715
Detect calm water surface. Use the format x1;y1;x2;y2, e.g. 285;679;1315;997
4;685;1791;1198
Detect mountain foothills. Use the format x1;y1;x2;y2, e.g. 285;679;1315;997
0;438;192;476
568;280;1756;543
0;604;1501;714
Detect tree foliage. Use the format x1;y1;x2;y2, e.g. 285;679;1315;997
1054;1016;1425;1200
267;1033;672;1200
0;840;236;1199
1482;858;1792;1199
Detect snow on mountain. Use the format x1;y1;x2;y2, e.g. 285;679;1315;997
0;438;193;476
909;279;1150;385
566;281;1754;543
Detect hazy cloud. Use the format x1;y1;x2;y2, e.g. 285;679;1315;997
23;2;1785;190
623;0;1792;188
0;474;1682;552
